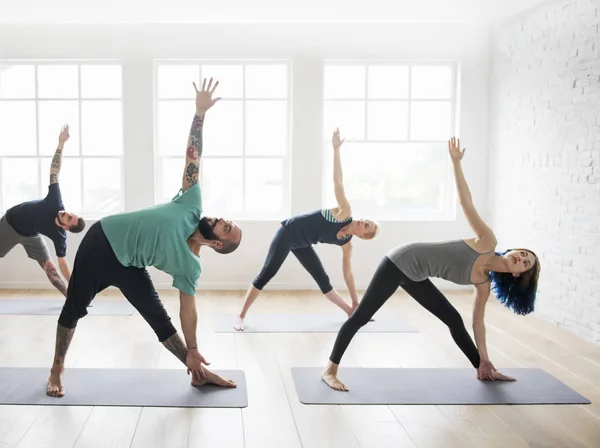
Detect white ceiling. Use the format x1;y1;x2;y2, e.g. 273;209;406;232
0;0;550;24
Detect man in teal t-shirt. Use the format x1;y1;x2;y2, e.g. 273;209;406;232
46;78;243;398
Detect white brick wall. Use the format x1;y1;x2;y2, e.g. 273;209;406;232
489;0;600;342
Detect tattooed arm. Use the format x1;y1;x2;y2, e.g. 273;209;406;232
181;78;221;192
57;257;71;283
181;113;204;192
162;291;210;381
41;260;68;298
50;125;70;185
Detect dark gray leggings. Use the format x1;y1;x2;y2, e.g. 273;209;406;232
253;225;333;294
329;256;481;367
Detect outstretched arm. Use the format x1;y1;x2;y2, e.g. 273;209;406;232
448;137;496;245
181;78;222;192
50;125;70;185
57;257;71;283
332;128;351;219
341;242;359;306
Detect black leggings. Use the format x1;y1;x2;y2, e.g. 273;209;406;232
329;256;481;367
58;221;177;342
253;225;333;294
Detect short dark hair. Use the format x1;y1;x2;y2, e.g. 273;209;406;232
214;229;242;255
69;217;86;234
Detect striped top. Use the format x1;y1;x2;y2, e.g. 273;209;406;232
279;209;353;249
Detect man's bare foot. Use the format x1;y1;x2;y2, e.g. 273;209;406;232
321;371;348;391
46;370;65;397
233;316;244;331
191;369;237;388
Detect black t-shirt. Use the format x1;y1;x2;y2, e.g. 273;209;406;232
5;183;67;257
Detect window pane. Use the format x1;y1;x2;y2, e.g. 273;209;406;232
411;66;453;99
367;101;408;140
37;65;78;99
81;65;122;98
245;65;287;99
201;158;243;214
157;65;199;99
203;101;243;156
40;158;82;213
410;101;452;141
0;101;36;155
2;159;39;210
245;101;287;156
38;101;80;155
324;101;365;140
159;158;184;204
324;143;448;218
368;66;409;99
157;101;195;156
324;65;366;99
200;65;243;98
83;158;123;214
0;65;35;99
245;159;283;213
81;101;123;155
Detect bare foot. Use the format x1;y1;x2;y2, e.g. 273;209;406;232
321;371;348;391
47;370;65;397
233;316;244;331
191;369;237;388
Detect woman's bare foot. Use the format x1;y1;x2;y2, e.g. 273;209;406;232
47;370;65;397
321;361;348;391
233;316;244;331
321;372;348;391
191;369;237;388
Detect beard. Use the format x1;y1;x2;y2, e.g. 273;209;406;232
198;217;218;240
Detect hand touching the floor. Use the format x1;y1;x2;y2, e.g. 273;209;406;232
234;316;244;331
477;360;515;381
186;349;210;381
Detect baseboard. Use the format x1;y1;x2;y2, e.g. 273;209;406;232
0;281;470;291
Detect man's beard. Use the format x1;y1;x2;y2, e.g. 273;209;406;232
198;217;218;240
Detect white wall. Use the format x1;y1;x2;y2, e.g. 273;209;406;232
0;23;491;292
489;0;600;341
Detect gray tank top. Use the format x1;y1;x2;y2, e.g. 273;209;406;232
386;240;493;285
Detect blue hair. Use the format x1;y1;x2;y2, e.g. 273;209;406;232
489;249;540;316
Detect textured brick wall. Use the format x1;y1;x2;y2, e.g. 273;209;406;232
489;0;600;341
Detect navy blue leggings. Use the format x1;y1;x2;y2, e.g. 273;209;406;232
253;225;333;294
329;256;481;367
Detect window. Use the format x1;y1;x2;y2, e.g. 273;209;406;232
155;62;290;219
0;63;124;218
323;63;457;220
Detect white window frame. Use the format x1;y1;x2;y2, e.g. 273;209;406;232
153;60;292;220
322;60;458;221
0;60;125;219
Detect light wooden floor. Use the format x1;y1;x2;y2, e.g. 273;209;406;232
0;288;600;448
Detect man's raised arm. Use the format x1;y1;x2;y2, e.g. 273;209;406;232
181;78;221;192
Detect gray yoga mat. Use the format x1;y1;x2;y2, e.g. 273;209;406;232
0;299;135;315
291;367;591;405
0;368;247;408
215;313;419;333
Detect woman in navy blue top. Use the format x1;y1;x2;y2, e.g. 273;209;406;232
235;129;380;331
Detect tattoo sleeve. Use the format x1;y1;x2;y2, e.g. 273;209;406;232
162;333;188;366
50;146;64;185
42;262;68;297
53;324;75;367
182;114;204;191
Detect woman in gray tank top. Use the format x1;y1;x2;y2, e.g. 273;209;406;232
234;129;380;331
322;137;541;391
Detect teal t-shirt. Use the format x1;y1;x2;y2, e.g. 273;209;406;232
100;184;203;296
